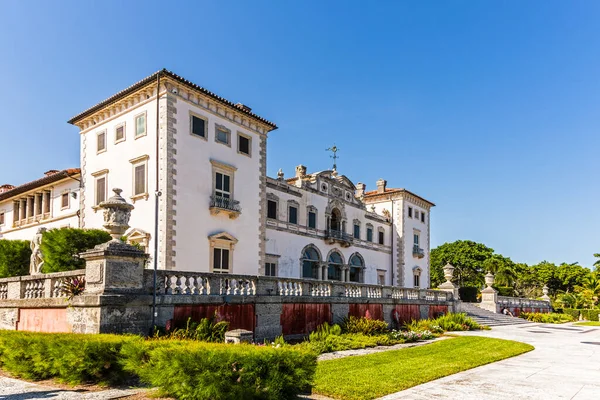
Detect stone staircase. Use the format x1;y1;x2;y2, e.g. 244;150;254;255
461;302;532;327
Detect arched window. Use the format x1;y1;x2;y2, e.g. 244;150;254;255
348;253;364;283
302;246;321;279
327;251;343;281
413;266;422;288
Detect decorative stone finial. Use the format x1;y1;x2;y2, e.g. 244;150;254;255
484;272;495;288
277;168;284;180
442;263;455;284
98;188;134;240
541;284;551;301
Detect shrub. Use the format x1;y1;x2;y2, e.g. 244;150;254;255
121;339;317;400
580;309;600;322
519;312;575;324
405;313;484;332
563;308;580;320
0;239;31;278
308;322;342;342
341;316;389;336
158;316;229;342
305;333;400;354
458;286;479;302
493;286;515;297
0;331;140;385
389;330;435;342
40;228;111;273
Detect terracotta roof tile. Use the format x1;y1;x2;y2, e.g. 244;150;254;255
0;169;81;202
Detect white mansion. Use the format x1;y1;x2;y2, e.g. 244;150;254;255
0;70;434;288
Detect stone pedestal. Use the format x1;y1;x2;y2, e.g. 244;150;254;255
225;329;254;344
479;272;498;313
80;240;148;294
438;263;459;300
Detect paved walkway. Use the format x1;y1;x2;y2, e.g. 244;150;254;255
0;376;138;399
381;322;600;400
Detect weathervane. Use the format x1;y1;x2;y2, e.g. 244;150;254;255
326;145;339;172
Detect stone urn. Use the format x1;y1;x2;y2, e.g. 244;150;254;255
443;263;455;283
484;272;495;288
98;188;134;240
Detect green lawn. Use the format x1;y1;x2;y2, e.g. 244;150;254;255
313;336;533;400
574;321;600;326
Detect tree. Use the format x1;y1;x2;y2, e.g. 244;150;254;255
430;240;494;288
483;255;517;287
594;253;600;273
40;228;111;273
0;239;31;278
555;263;590;293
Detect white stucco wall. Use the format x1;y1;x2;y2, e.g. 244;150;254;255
265;181;392;284
172;99;263;274
80;99;158;258
0;178;80;241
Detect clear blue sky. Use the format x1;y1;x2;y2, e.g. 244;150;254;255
1;1;599;268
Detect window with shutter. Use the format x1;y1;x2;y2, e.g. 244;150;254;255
135;114;146;137
97;131;106;153
96;177;106;205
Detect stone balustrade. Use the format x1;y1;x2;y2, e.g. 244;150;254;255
152;271;452;302
497;296;551;309
0;270;85;300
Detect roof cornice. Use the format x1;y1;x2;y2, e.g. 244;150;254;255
68;69;277;131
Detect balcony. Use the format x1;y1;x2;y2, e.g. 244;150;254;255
324;229;353;248
209;195;241;219
413;245;425;259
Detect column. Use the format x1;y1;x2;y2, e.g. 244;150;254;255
33;193;40;218
20;198;27;221
13;201;19;226
27;196;34;219
322;264;327;280
41;192;46;218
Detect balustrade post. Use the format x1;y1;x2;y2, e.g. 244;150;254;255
43;277;53;298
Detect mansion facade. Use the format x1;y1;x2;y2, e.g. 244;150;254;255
0;69;434;288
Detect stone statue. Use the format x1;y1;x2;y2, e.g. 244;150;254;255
29;227;46;275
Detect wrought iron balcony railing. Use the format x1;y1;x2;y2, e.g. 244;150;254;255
324;229;353;247
412;245;425;258
209;195;241;218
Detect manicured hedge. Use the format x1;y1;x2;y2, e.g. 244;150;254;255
121;340;317;400
458;286;479;302
563;309;600;321
40;228;111;273
0;331;140;385
0;239;31;278
0;330;318;399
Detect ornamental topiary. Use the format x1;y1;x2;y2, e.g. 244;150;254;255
0;239;31;278
40;228;111;273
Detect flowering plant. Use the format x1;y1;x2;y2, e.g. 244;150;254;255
61;277;85;300
388;329;434;342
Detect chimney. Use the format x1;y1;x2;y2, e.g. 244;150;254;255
0;184;15;193
44;170;59;177
356;182;366;198
295;165;307;178
376;179;387;194
235;103;252;113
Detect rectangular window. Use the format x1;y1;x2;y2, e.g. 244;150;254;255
215;125;230;145
353;224;360;239
95;176;106;205
115;124;125;142
0;212;4;225
265;262;277;277
421;212;425;223
378;231;384;245
367;227;373;242
215;172;231;198
288;206;298;224
238;134;250;156
97;131;106;153
408;207;413;218
134;164;146;196
213;248;230;273
61;193;69;209
415;210;419;219
191;115;206;138
308;211;316;228
267;200;277;219
135;114;146;137
414;274;420;288
378;273;385;286
414;234;419;245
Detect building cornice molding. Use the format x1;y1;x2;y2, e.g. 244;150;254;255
70;71;277;136
365;190;435;210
